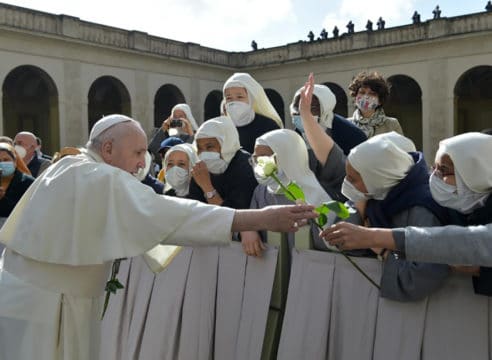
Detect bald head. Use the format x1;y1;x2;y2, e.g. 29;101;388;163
88;119;148;174
14;131;38;162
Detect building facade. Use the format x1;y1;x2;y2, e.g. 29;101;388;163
0;3;491;160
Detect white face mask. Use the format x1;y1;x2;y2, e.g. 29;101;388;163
199;151;228;174
226;101;255;127
429;171;488;214
165;166;190;196
341;178;370;203
14;145;27;159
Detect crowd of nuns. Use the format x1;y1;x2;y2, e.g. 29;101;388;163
2;70;492;302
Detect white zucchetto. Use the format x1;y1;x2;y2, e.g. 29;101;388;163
89;114;134;140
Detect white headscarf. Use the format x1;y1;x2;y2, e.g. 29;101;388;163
223;73;283;128
291;84;336;129
164;144;198;195
171;103;199;130
194;116;241;164
255;129;331;205
436;132;492;194
164;143;198;171
369;131;416;153
348;136;414;199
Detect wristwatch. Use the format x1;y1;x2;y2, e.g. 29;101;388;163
204;189;218;199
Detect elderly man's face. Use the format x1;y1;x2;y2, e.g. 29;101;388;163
14;133;37;161
103;125;148;175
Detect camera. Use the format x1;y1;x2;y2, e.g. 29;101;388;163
170;119;183;128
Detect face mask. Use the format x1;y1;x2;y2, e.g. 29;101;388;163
292;115;304;132
429;171;487;214
226;101;255;127
355;95;379;112
341;178;370;203
0;161;15;177
199;151;228;174
165;166;190;196
14;145;27;159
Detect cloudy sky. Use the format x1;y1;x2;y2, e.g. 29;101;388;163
3;0;484;51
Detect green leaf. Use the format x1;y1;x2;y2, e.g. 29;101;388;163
324;201;350;219
315;204;329;215
286;182;305;201
318;213;328;227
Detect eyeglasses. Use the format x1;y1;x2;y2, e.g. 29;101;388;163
431;165;454;178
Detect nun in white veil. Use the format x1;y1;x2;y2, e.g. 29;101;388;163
288;73;352;202
223;73;283;153
241;129;335;256
163;143;199;197
187;116;258;210
339;133;449;301
148;103;198;163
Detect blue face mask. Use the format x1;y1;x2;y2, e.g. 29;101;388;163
292;115;304;132
0;161;15;177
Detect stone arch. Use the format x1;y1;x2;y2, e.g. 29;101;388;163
454;65;492;134
323;82;348;117
88;76;131;132
2;65;60;154
204;90;222;121
154;84;186;128
385;75;423;150
265;88;285;124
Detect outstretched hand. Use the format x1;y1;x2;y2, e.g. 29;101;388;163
320;222;394;250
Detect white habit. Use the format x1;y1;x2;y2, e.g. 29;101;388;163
0;150;235;360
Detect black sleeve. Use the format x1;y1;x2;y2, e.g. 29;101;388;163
472;267;492;296
221;152;258;209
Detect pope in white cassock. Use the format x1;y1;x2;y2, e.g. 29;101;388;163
0;115;315;360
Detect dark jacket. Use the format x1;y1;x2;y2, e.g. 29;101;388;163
329;114;367;156
188;149;258;209
142;173;164;195
236;114;280;154
0;169;35;217
28;155;51;178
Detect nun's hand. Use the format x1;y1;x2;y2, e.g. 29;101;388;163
191;161;213;191
320;222;377;250
241;231;266;257
162;117;172;132
179;118;194;135
299;72;315;119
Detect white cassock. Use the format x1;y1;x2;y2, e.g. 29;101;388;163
0;150;235;360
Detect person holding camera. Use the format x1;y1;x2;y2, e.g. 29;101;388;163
148;103;198;164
